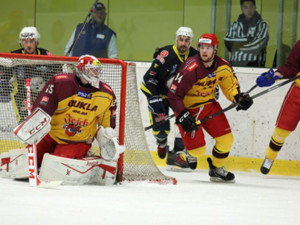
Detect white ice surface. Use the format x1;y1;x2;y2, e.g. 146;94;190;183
1;168;300;225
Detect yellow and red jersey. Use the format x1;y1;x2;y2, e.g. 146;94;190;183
33;73;116;144
277;40;300;88
168;54;240;113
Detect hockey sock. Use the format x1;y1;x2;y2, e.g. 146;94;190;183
265;127;291;160
212;133;233;168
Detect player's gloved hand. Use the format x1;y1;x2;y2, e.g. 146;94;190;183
176;110;199;132
256;68;279;87
234;93;253;111
148;95;167;117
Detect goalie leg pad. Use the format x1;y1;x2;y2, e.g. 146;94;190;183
0;152;11;178
7;148;29;179
39;154;118;185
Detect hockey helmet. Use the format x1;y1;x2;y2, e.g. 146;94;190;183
19;27;40;43
197;33;219;49
176;27;194;40
76;55;103;88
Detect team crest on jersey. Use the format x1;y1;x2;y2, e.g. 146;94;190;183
62;113;89;136
78;91;92;99
187;62;198;72
160;50;169;57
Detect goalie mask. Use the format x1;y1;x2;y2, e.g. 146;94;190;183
19;27;40;43
76;55;103;88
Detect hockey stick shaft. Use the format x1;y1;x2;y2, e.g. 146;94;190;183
144;84;258;131
65;0;98;56
25;78;40;187
25;79;63;188
199;75;300;123
250;75;300;100
198;83;258;123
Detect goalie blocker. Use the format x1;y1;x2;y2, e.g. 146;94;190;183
13;107;51;145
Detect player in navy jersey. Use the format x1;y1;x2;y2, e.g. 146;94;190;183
141;27;198;171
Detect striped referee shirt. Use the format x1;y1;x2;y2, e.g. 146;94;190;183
224;11;269;67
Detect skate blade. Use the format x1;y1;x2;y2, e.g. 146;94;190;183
166;165;192;172
209;177;236;183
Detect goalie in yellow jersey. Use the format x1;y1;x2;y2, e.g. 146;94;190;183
6;55;124;185
168;34;253;182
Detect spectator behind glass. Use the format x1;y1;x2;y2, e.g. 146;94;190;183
224;0;269;67
65;2;118;59
10;27;59;123
11;26;52;55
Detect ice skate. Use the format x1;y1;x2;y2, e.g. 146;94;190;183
207;157;235;182
260;158;274;175
166;151;191;172
186;153;197;170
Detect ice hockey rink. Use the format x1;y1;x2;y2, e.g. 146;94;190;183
1;168;300;225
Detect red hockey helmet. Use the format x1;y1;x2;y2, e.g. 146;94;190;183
197;33;219;49
76;55;102;88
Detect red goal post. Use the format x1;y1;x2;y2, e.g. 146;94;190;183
0;53;175;184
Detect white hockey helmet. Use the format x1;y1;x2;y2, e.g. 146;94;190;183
76;55;103;88
175;26;194;41
19;27;40;43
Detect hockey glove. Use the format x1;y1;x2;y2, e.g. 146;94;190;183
256;68;279;87
148;95;167;118
234;93;253;111
176;110;199;132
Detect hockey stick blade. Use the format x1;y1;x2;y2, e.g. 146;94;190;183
38;180;63;189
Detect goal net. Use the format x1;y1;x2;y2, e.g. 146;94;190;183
0;53;175;184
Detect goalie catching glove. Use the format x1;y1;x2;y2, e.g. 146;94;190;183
13;107;51;145
95;126;125;161
234;92;253;111
176;110;199;132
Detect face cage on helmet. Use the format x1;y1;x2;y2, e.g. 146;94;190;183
77;64;103;86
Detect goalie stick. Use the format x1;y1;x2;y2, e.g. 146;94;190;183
25;78;62;188
65;0;99;56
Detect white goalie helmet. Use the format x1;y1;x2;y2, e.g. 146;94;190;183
19;27;40;43
76;55;103;88
175;26;194;41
